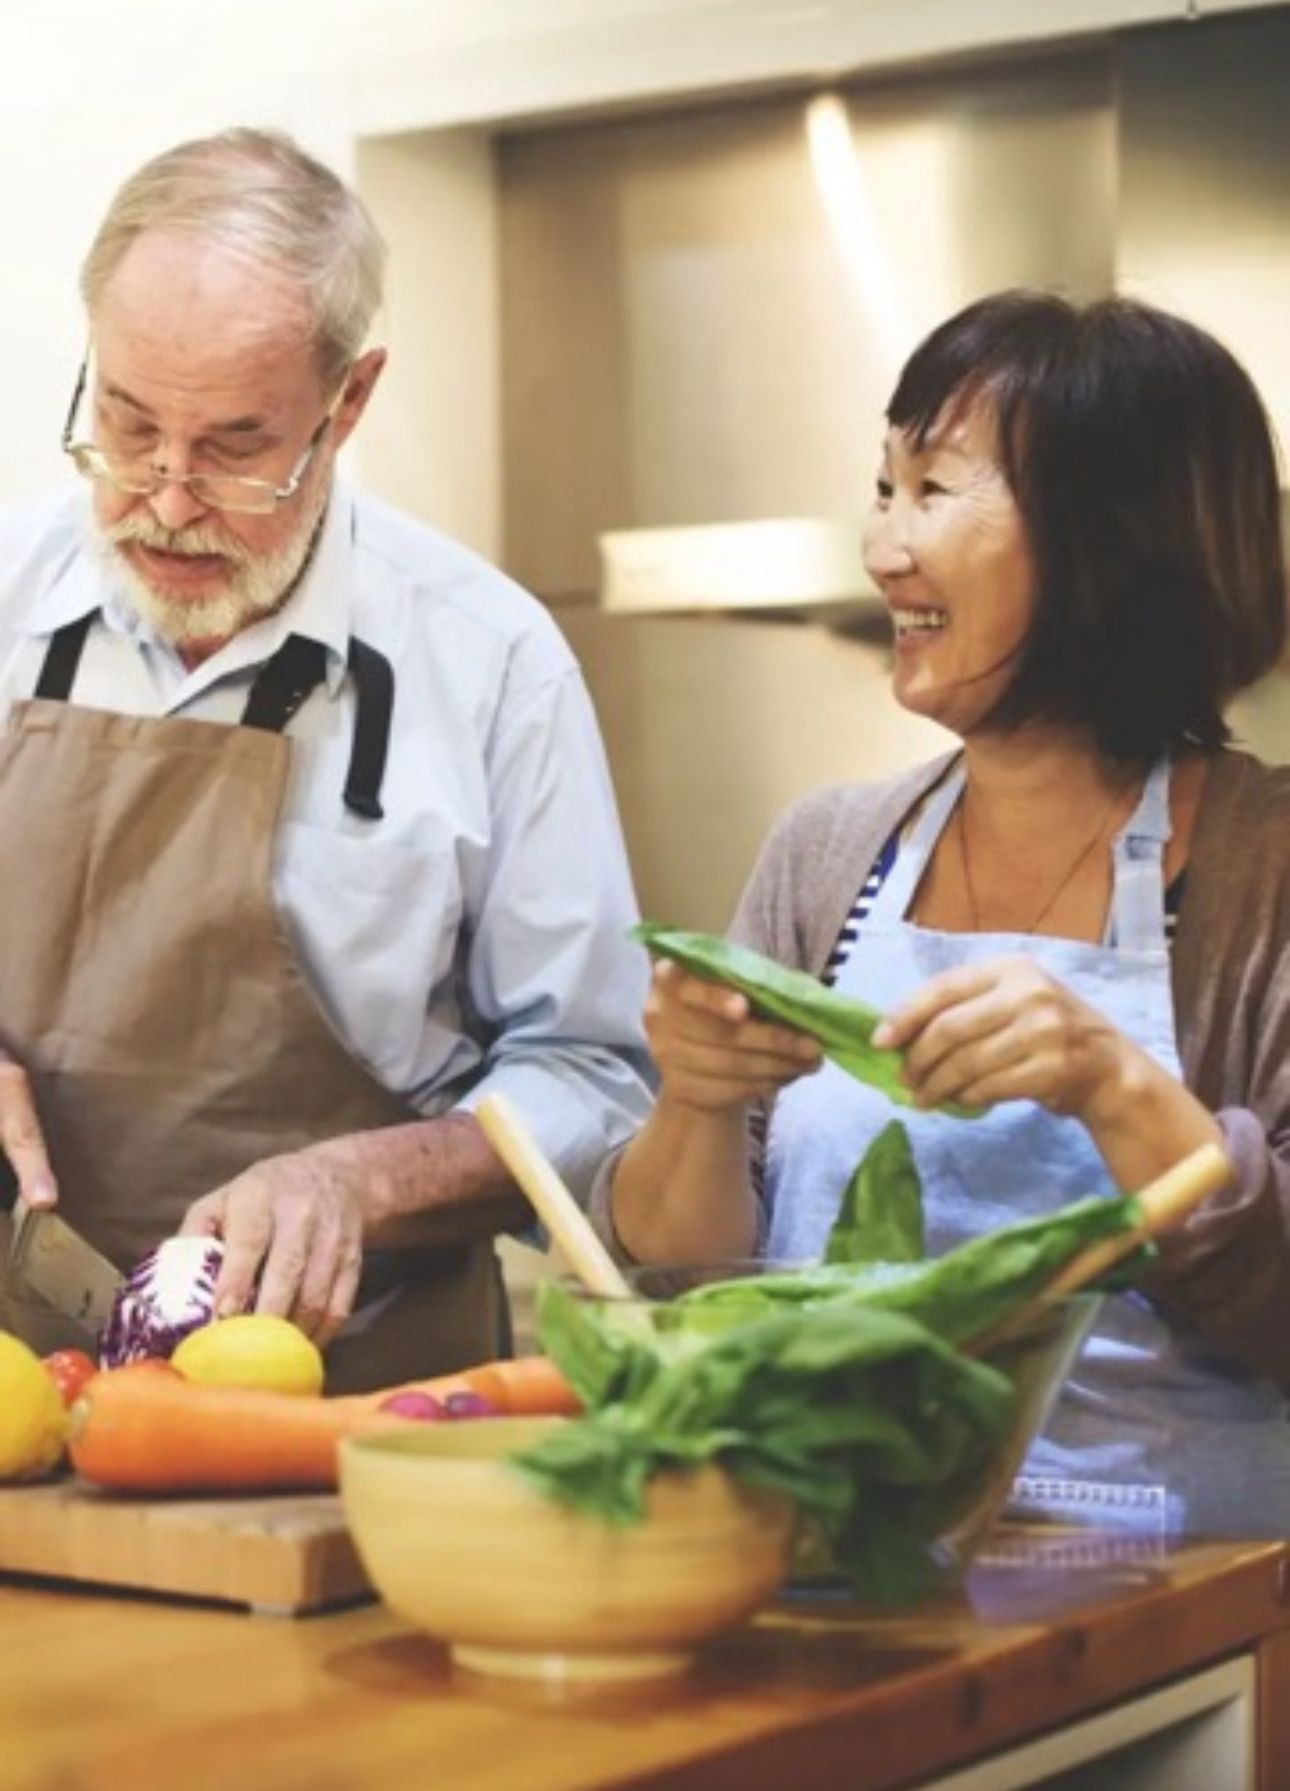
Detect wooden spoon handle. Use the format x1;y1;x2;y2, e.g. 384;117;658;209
968;1141;1233;1357
1045;1140;1232;1296
476;1091;634;1299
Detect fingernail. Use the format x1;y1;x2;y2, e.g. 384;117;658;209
28;1176;57;1207
873;1024;893;1049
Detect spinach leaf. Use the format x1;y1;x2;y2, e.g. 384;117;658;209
826;1119;924;1265
858;1192;1144;1346
633;921;980;1118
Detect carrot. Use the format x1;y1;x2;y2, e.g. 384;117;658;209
67;1354;580;1493
68;1371;384;1491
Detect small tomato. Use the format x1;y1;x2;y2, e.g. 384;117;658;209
42;1349;99;1408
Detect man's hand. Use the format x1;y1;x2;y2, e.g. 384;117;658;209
0;1055;57;1208
178;1144;366;1344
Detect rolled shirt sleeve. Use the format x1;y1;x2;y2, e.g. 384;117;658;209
451;665;655;1202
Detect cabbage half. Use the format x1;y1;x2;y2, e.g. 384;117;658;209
99;1236;225;1367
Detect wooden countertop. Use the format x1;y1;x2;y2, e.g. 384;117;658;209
4;1530;1290;1791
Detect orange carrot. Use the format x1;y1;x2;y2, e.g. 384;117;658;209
68;1355;580;1493
67;1371;387;1491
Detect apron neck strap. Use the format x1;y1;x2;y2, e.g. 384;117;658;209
241;632;329;733
33;619;394;824
869;753;1174;952
241;632;394;822
342;637;394;821
1108;753;1173;950
867;761;965;922
34;613;95;701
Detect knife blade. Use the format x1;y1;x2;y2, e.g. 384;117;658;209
8;1202;123;1333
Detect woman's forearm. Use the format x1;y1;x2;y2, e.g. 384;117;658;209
1083;1043;1224;1195
607;1094;760;1263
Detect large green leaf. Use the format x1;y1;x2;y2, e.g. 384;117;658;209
633;921;980;1118
826;1118;924;1265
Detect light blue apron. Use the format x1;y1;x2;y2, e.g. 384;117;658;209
766;756;1290;1537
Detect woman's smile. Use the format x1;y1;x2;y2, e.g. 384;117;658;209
863;401;1035;734
890;604;950;643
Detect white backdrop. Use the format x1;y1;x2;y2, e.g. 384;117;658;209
0;0;352;502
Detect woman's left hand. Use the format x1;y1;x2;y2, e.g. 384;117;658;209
873;954;1132;1122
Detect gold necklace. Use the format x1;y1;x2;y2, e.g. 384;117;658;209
955;785;1132;936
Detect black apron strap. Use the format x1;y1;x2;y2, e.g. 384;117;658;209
34;614;96;700
240;633;329;734
343;637;393;821
36;620;391;822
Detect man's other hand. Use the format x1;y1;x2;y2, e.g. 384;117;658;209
0;1055;57;1208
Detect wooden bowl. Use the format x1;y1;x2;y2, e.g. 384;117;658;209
339;1416;795;1683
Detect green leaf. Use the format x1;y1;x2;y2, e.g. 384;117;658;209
825;1119;924;1265
633;921;981;1118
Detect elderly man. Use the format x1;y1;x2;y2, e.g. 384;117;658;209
0;128;652;1390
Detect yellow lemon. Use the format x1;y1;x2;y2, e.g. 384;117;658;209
171;1315;325;1396
0;1331;69;1480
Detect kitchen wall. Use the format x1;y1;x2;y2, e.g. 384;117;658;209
385;44;1121;931
0;1;354;507
450;12;1288;930
497;53;1115;601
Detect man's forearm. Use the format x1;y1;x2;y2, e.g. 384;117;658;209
323;1113;532;1248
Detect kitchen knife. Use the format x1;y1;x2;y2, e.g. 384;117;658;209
8;1201;123;1333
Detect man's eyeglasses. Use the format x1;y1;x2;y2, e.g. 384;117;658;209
59;358;348;517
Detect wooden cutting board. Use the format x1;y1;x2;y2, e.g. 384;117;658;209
0;1477;372;1614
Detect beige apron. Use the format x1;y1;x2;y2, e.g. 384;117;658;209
0;618;504;1391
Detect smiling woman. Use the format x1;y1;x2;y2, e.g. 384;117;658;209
601;287;1290;1544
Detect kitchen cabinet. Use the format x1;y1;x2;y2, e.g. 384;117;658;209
4;1531;1290;1791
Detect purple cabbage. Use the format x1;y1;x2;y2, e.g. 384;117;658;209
99;1236;226;1368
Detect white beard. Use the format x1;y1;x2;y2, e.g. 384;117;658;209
95;479;330;653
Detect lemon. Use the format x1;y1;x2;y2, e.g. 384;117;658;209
0;1331;69;1479
171;1315;325;1396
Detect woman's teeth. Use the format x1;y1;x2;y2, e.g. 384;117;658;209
892;608;949;634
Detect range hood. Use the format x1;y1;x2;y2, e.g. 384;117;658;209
598;517;882;621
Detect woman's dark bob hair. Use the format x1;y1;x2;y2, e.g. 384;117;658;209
886;289;1287;763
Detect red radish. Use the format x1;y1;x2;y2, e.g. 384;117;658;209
376;1391;446;1420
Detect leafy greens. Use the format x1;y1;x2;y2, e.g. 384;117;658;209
513;1121;1143;1605
632;922;980;1118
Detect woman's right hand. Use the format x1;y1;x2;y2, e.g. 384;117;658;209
0;1053;57;1208
644;958;823;1112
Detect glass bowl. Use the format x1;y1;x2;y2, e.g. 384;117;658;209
554;1260;1099;1595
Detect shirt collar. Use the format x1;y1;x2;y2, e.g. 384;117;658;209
17;480;356;700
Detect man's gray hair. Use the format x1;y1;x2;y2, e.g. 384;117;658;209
80;127;386;387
